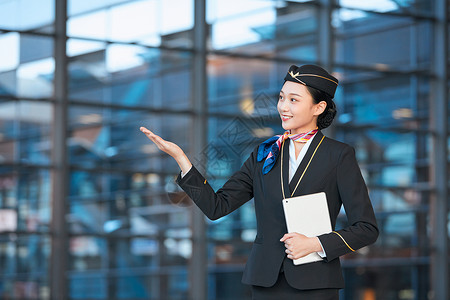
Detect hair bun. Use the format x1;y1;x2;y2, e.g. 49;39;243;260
317;100;337;130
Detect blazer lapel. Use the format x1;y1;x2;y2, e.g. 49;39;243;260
262;138;291;202
281;138;291;199
288;131;324;194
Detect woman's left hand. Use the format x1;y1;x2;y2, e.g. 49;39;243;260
280;233;322;260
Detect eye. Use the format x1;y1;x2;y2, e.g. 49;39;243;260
278;95;283;100
290;98;298;102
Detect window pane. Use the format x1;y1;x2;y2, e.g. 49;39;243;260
0;235;50;298
338;0;435;14
69;272;107;299
208;57;282;115
0;34;54;99
0;101;52;165
0;0;54;32
0;167;17;211
68;0;194;48
68;46;192;109
67;106;192;171
17;169;51;232
334;70;430;130
334;10;432;68
342;265;429;300
208;0;318;60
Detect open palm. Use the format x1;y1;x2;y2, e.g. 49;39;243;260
140;126;192;173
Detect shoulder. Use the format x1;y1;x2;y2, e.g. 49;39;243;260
321;135;356;160
323;136;352;150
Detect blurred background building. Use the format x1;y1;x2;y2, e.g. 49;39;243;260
0;0;448;299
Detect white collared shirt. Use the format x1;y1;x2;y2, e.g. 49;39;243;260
287;133;326;258
288;133;316;183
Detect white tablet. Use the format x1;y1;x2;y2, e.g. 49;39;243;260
282;192;332;265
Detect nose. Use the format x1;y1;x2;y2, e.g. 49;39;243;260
279;99;289;112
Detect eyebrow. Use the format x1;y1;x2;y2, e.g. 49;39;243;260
280;91;301;97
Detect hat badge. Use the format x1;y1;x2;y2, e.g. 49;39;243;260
288;71;306;85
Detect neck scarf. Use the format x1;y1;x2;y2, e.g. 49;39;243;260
257;128;318;175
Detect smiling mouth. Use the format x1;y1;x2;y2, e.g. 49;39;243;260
281;115;293;121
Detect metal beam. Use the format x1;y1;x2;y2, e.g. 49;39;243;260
189;0;208;299
50;0;69;299
318;0;336;137
430;0;448;299
318;0;333;69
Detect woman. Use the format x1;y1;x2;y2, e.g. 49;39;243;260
140;64;378;299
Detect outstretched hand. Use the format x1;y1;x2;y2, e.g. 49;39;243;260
140;127;192;174
140;126;184;158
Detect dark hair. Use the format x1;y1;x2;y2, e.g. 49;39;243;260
305;86;337;130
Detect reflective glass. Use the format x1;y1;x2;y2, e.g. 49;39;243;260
208;57;282;114
71;266;189;299
69;236;106;270
0;0;54;32
334;9;433;68
0;33;54;99
342;265;429;300
0;167;17;212
115;275;154;299
114;238;159;269
336;130;430;187
68;0;127;16
67;38;106;57
69;273;107;299
338;0;435;14
67;106;192;171
68;170;190;234
0;33;20;73
0;235;50;298
18;101;53;165
208;0;318;60
68;46;192;109
0;100;17;163
68;0;193;48
0;101;52;165
69;202;109;234
16;168;51;232
333;70;430;130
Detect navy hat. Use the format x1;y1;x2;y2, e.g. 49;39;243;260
284;64;339;98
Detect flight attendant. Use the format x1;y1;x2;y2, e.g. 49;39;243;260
140;64;379;299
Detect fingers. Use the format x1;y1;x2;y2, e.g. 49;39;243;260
285;248;297;260
280;232;297;242
140;127;164;147
140;127;182;158
139;126;156;136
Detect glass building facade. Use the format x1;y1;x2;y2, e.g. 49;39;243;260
0;0;448;299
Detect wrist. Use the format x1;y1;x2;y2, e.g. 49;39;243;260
311;237;322;252
175;153;192;174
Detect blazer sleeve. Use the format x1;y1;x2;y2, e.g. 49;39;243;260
318;145;379;262
175;146;257;220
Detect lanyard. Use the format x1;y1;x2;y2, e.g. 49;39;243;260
280;135;325;199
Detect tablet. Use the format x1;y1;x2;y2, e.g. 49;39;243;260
282;192;332;265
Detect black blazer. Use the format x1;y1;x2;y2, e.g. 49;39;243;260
176;131;378;290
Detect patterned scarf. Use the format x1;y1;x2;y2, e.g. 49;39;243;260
257;128;318;174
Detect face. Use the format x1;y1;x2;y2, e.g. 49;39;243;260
277;81;326;134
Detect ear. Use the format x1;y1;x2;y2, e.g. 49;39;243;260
314;101;327;116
